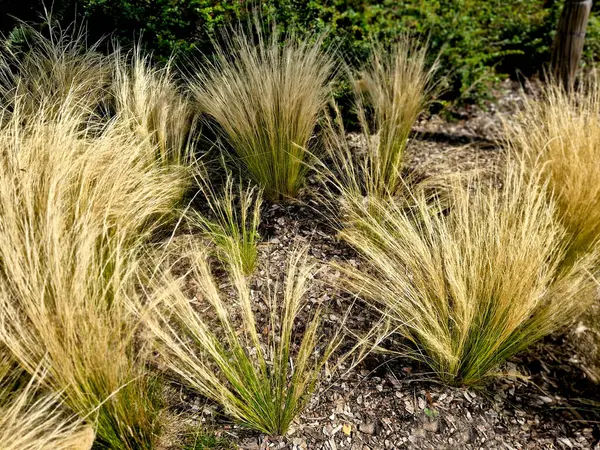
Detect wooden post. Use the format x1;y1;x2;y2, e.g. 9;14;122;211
551;0;593;90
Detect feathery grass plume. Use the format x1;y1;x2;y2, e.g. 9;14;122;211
323;37;438;199
0;97;190;448
188;17;335;201
190;171;262;275
506;74;600;258
336;163;599;385
144;245;345;435
0;357;95;450
112;45;197;165
0;21;111;120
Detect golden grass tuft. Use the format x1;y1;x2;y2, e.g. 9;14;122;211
144;245;344;435
336;164;598;385
112;46;197;165
0;19;199;449
0;22;111;120
506;75;600;258
191;171;262;275
0;356;95;450
323;37;438;199
189;18;335;201
0;97;189;448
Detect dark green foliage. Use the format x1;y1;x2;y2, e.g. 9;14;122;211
4;1;599;104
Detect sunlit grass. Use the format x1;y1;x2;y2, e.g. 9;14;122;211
323;37;438;199
506;74;600;259
0;94;188;448
0;353;95;450
112;46;197;165
191;171;262;275
144;245;347;435
336;164;598;385
189;18;334;201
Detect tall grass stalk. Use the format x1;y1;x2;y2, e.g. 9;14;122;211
336;164;598;385
112;46;196;165
144;245;344;435
191;172;262;275
0;356;94;450
0;98;189;448
506;75;600;258
189;19;334;201
324;37;438;199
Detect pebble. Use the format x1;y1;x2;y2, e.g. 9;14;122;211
359;422;376;435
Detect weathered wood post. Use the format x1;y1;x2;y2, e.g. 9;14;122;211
551;0;593;90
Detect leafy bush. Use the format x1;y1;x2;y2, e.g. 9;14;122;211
336;165;599;385
69;0;597;105
6;1;600;104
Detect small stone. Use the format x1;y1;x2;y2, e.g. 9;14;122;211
558;437;574;449
423;419;439;433
292;437;307;450
359;422;376;435
343;423;352;436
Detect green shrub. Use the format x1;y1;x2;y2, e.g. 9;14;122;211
71;0;596;105
6;1;600;105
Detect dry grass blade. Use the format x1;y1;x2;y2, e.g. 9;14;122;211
112;45;197;165
336;164;598;385
506;74;600;258
189;17;334;201
323;36;438;199
145;245;342;435
190;171;262;275
0;98;189;448
0;21;111;121
0;356;95;450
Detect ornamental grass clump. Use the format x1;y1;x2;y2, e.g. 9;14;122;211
191;172;262;275
0;97;190;449
144;245;346;435
112;46;197;165
0;21;111;121
0;20;196;449
506;75;600;258
189;19;334;201
0;355;94;450
336;164;598;385
324;37;438;199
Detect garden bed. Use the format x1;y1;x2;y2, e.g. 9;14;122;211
162;81;600;450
